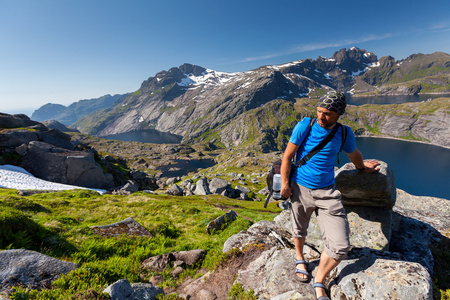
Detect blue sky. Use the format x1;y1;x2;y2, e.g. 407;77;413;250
1;0;450;116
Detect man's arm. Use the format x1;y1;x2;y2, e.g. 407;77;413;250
280;142;299;198
346;148;380;173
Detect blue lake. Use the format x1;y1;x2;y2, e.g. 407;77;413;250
102;129;182;144
346;94;445;105
100;95;449;199
337;137;450;199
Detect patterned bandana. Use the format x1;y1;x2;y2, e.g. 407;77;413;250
317;91;347;115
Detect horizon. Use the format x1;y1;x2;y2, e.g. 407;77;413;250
1;0;450;116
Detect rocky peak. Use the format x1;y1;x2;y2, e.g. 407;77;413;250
179;63;207;77
378;55;396;68
331;47;378;73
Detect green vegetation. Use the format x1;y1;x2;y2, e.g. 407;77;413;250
0;189;280;299
228;282;257;300
430;238;450;300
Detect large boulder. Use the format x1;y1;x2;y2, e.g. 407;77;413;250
0;129;39;148
21;141;114;189
0;249;79;298
335;160;396;208
209;177;230;194
194;177;211;195
329;248;433;300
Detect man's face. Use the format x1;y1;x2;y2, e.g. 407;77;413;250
316;107;339;129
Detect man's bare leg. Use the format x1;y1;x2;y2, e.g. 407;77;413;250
293;237;308;280
313;251;340;298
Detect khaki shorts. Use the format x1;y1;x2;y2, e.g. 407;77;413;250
290;182;351;260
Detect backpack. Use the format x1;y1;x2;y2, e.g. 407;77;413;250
264;118;347;208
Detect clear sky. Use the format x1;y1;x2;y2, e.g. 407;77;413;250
1;0;450;116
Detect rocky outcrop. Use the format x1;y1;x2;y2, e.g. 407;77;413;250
0;249;79;298
21;141;114;189
0;113;117;190
176;161;447;299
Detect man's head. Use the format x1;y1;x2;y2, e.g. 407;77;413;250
316;91;346;128
317;91;347;115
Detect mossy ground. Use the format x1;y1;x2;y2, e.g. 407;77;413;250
0;188;281;299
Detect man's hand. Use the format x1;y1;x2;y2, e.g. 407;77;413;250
281;185;292;199
361;159;380;173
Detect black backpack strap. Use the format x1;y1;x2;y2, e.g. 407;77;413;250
295;122;341;167
337;125;347;164
339;124;347;153
292;118;316;163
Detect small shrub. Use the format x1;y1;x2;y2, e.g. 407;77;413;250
228;282;257;300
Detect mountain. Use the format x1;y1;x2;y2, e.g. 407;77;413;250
353;51;450;94
31;93;129;125
72;48;449;148
73;48;379;137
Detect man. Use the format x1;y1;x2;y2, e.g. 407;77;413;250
280;91;379;300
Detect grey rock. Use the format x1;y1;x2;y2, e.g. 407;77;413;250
0;249;79;297
223;220;295;253
330;254;433;300
0;129;38;148
166;184;184;196
206;210;238;234
173;249;206;266
235;185;250;194
196;289;217;300
335;160;396;208
172;266;184;278
104;279;135;300
209;177;230;194
112;180;140;195
194;177;211;195
22;141;114;189
235;247;313;299
0;113;42;129
141;253;175;273
166;177;178;186
38;128;74;149
394;189;450;235
14;143;28;156
90;217;151;238
131;282;164;300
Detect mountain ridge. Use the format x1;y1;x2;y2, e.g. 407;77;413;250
29;48;450;150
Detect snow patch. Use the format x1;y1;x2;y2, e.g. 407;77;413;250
177;69;242;88
0;165;106;194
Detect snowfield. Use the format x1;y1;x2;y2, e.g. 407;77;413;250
0;165;106;194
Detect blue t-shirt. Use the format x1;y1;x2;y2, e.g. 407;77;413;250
289;117;356;189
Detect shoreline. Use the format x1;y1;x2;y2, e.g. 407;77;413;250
355;134;450;150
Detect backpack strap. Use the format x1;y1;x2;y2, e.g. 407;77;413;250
292;117;316;163
264;117;316;208
294;122;341;167
337;124;347;164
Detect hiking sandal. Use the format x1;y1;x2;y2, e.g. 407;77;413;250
311;280;330;300
294;259;310;282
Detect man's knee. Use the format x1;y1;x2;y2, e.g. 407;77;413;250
324;244;351;261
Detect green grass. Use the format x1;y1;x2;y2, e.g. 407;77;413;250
0;189;280;299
